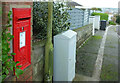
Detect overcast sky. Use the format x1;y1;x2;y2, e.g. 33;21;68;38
74;0;120;8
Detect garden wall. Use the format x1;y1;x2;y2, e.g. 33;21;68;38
74;24;93;49
32;41;45;81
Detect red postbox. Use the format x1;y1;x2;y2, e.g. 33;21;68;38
12;8;31;70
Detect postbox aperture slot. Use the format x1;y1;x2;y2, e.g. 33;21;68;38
18;17;30;21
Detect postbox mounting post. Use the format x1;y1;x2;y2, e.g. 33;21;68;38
44;1;54;82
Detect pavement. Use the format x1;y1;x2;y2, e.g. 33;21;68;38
73;25;118;81
100;25;118;81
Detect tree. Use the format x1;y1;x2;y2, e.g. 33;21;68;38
111;16;116;23
116;15;120;24
97;8;102;11
91;7;102;12
91;7;97;12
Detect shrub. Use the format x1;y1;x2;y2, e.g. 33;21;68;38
91;12;108;21
2;11;23;81
33;2;70;40
109;21;116;25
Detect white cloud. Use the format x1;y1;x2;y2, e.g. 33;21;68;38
74;0;120;8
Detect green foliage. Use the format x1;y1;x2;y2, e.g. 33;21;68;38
91;7;102;11
97;8;102;11
91;12;108;21
91;7;97;10
0;7;2;16
92;35;102;39
100;64;118;80
109;21;116;25
2;11;23;81
33;2;70;39
116;15;120;24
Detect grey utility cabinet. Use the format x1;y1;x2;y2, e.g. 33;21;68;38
53;30;77;81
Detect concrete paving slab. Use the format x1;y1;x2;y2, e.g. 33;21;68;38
73;74;98;81
76;53;97;77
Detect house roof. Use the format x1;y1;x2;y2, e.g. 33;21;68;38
67;2;82;7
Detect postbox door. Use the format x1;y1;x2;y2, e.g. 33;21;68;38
12;8;31;70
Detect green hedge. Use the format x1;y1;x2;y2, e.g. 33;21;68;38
91;12;108;21
33;2;70;40
109;21;116;25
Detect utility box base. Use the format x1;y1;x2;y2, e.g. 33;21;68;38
53;30;77;81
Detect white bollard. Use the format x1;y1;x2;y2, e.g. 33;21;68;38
93;17;95;36
89;16;95;36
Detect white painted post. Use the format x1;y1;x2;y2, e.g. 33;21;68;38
94;15;100;30
93;17;95;36
89;16;95;36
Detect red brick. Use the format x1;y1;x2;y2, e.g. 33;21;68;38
16;76;24;81
4;75;16;81
24;2;33;5
2;2;10;5
23;71;32;80
26;76;32;81
2;4;10;12
2;12;9;26
17;65;33;81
